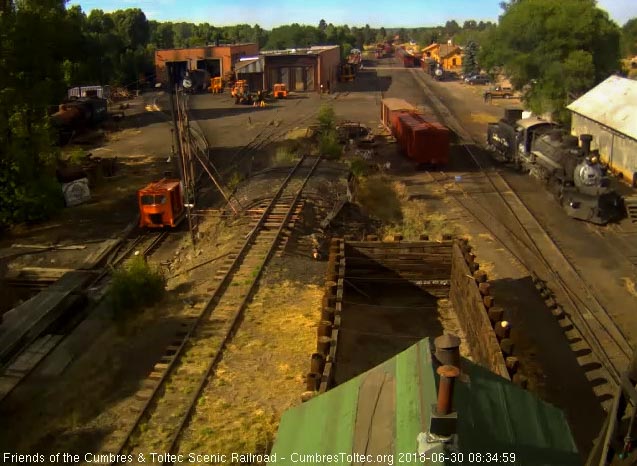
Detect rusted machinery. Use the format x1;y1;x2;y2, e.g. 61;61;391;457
273;83;288;98
50;96;108;145
138;179;185;229
338;64;356;82
231;80;248;98
209;77;223;94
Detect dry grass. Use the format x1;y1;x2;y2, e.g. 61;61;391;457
178;279;322;463
622;277;637;298
470;112;499;124
357;178;458;240
356;176;403;223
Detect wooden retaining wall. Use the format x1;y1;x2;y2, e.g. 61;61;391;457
450;239;511;380
303;237;526;400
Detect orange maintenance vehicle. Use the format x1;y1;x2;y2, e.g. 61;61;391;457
209;77;223;94
273;83;288;98
138;179;185;228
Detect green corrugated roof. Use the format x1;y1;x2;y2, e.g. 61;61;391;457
271;338;581;466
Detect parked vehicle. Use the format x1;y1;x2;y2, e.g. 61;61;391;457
273;83;288;98
466;75;491;85
483;86;515;100
138;179;185;229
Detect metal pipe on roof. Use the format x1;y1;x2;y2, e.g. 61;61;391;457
436;365;460;415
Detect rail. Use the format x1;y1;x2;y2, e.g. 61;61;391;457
436;144;632;390
104;155;321;464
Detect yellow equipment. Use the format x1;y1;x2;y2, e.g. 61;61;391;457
209;77;223;94
273;83;288;98
231;80;248;98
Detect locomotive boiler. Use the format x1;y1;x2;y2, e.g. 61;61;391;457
487;109;623;224
50;96;108;145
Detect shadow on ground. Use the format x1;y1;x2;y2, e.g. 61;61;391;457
491;275;606;459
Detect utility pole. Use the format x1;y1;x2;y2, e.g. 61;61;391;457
168;70;184;183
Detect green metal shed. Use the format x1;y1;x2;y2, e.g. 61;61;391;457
271;338;581;465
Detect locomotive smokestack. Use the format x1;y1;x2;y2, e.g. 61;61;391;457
504;108;523;123
549;129;562;141
580;134;593;156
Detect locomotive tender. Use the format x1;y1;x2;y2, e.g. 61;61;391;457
487;109;623;225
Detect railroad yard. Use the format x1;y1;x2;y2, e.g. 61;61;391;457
2;50;637;466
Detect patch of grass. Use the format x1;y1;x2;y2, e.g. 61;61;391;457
319;130;342;160
108;256;165;315
360;180;458;240
273;147;298;166
227;172;243;192
357;176;402;223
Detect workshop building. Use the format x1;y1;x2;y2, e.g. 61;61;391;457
154;43;258;85
236;45;340;93
568;75;637;187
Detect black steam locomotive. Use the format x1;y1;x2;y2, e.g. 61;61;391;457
487;109;623;224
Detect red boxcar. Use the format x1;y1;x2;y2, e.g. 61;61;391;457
380;98;415;131
138;179;185;228
396;113;450;166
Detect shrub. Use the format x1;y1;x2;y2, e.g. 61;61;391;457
349;157;369;178
109;256;166;315
317;104;336;132
318;130;342;160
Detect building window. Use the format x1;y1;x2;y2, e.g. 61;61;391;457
452;58;457;66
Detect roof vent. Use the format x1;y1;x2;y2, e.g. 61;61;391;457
434;334;461;367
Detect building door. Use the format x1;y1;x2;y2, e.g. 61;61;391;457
166;61;188;86
268;68;279;89
280;67;290;88
294;67;305;91
306;66;314;91
197;59;221;77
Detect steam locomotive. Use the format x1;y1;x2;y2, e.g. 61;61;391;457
487;109;623;224
50;96;108;145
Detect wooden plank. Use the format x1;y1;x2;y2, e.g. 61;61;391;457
0;334;64;402
352;370;396;463
346;241;453;248
78;239;120;269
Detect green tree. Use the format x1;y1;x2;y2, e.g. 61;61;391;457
318;19;327;31
462;41;479;76
622;18;637;56
480;0;620;121
0;0;66;229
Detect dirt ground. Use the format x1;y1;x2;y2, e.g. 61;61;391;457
0;89;350;459
3;55;635;463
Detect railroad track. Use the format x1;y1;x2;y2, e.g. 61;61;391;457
429;145;633;405
109;231;170;268
91;155;321;465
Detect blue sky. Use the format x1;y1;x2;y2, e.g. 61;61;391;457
70;0;636;28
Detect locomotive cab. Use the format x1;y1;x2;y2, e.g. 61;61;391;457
138;179;185;228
